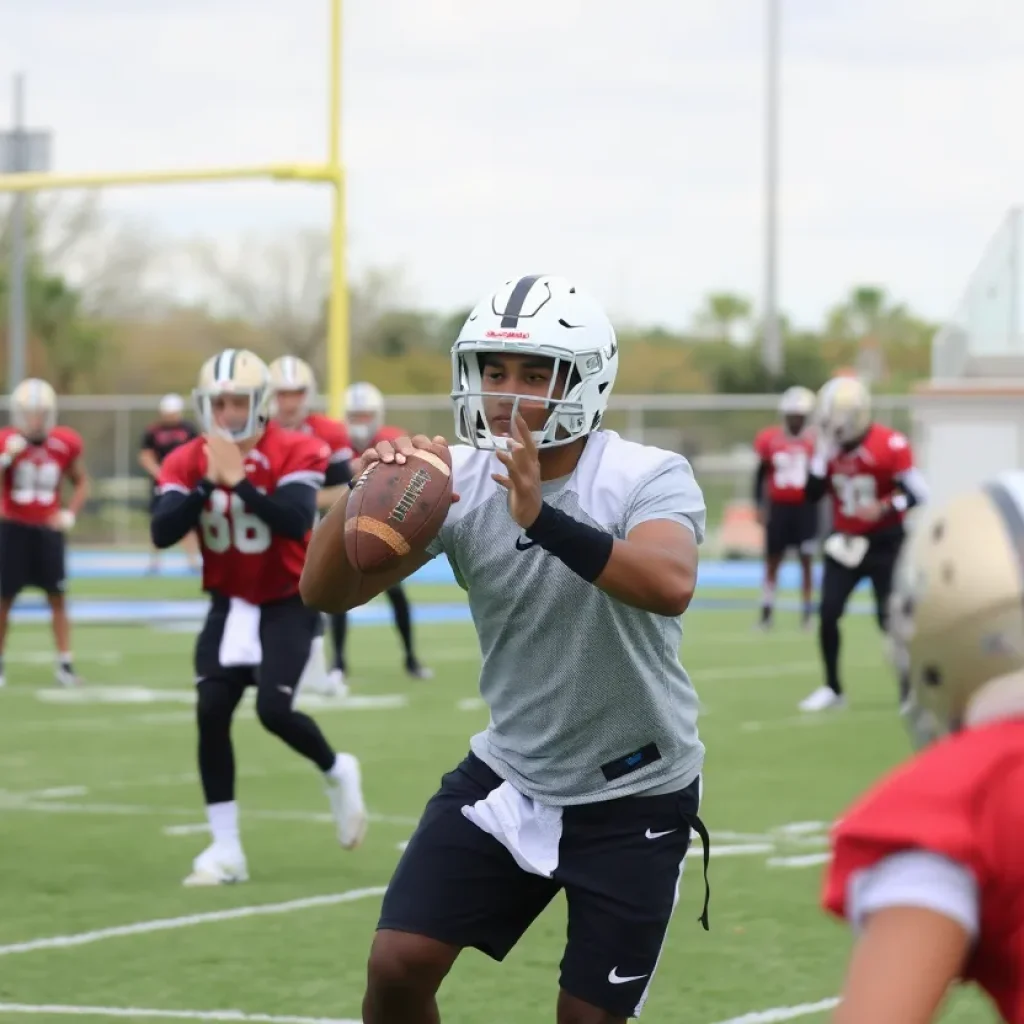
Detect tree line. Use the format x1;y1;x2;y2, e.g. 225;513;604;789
0;197;936;396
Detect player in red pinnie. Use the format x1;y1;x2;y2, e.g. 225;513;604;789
800;375;928;712
0;378;90;689
824;472;1024;1024
268;355;353;698
335;381;432;684
752;386;819;631
152;348;366;886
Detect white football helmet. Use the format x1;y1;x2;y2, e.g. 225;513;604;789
817;375;871;446
268;356;317;424
778;386;815;435
10;378;57;440
344;382;385;451
889;471;1024;748
194;348;271;442
450;274;618;450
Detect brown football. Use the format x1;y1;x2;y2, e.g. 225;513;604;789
344;445;453;573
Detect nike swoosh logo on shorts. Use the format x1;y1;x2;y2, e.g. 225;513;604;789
645;828;677;840
608;967;649;984
515;537;536;551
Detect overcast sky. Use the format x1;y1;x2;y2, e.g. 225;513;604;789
2;0;1023;329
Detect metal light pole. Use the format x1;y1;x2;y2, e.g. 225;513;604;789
0;75;52;390
762;0;783;377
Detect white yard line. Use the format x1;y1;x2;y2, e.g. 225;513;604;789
0;888;386;958
0;1004;357;1024
767;854;830;869
0;793;418;828
709;998;839;1024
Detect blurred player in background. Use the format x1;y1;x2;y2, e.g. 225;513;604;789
139;393;200;574
824;472;1024;1024
268;355;352;698
336;381;431;684
753;386;818;630
799;376;928;712
303;275;709;1024
0;379;89;688
152;348;365;886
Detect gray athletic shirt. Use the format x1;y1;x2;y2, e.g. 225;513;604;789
426;430;706;806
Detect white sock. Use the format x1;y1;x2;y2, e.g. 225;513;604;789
326;752;352;780
207;800;240;845
57;651;72;666
762;582;776;608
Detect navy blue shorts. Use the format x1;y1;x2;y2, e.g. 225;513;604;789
378;753;707;1018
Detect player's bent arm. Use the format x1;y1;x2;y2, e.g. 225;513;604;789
66;459;90;517
233;480;317;541
834;907;968;1024
753;462;768;505
151;483;212;549
316;458;353;510
805;437;831;504
597;518;698;616
300;488;431;612
138;448;161;481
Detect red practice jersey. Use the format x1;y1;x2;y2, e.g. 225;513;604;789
754;426;815;504
0;426;83;527
824;718;1024;1023
826;423;914;535
350;425;403;458
158;422;329;605
298;412;353;466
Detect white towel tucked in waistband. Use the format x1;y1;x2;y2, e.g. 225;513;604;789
218;597;262;667
462;780;563;878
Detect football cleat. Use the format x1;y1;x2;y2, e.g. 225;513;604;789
325;753;368;850
405;659;433;681
799;686;846;713
182;841;249;887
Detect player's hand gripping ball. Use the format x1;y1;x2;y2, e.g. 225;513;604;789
344;434;458;573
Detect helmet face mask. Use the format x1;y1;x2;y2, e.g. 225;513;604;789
450;276;618;451
817;376;871;447
11;379;57;442
194;349;270;443
344;382;385;451
778;386;815;438
268;357;316;427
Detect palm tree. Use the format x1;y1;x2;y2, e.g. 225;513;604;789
694;292;753;344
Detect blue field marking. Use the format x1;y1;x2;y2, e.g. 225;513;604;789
67;550;859;591
7;594;874;626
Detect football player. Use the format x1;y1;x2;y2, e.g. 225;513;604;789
0;379;90;689
139;393;200;574
799;375;928;712
151;348;366;886
824;472;1024;1024
303;275;710;1024
334;380;431;684
753;385;818;630
268;355;353;698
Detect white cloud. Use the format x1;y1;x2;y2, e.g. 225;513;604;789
1;0;1022;330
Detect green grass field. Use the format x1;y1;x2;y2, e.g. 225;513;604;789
0;576;992;1024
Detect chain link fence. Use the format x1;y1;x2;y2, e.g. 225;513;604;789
0;393;920;547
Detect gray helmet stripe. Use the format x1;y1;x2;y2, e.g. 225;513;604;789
499;274;545;328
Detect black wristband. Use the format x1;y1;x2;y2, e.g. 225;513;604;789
524;502;614;583
196;478;215;497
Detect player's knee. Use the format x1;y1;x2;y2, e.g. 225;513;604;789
365;930;452;1005
556;990;621;1024
254;691;292;737
195;682;236;730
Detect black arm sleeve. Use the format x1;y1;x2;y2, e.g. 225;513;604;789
804;474;828;503
324;458;353;488
753;462;768;505
234;480;317;540
140;428;156;453
151;482;212;549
